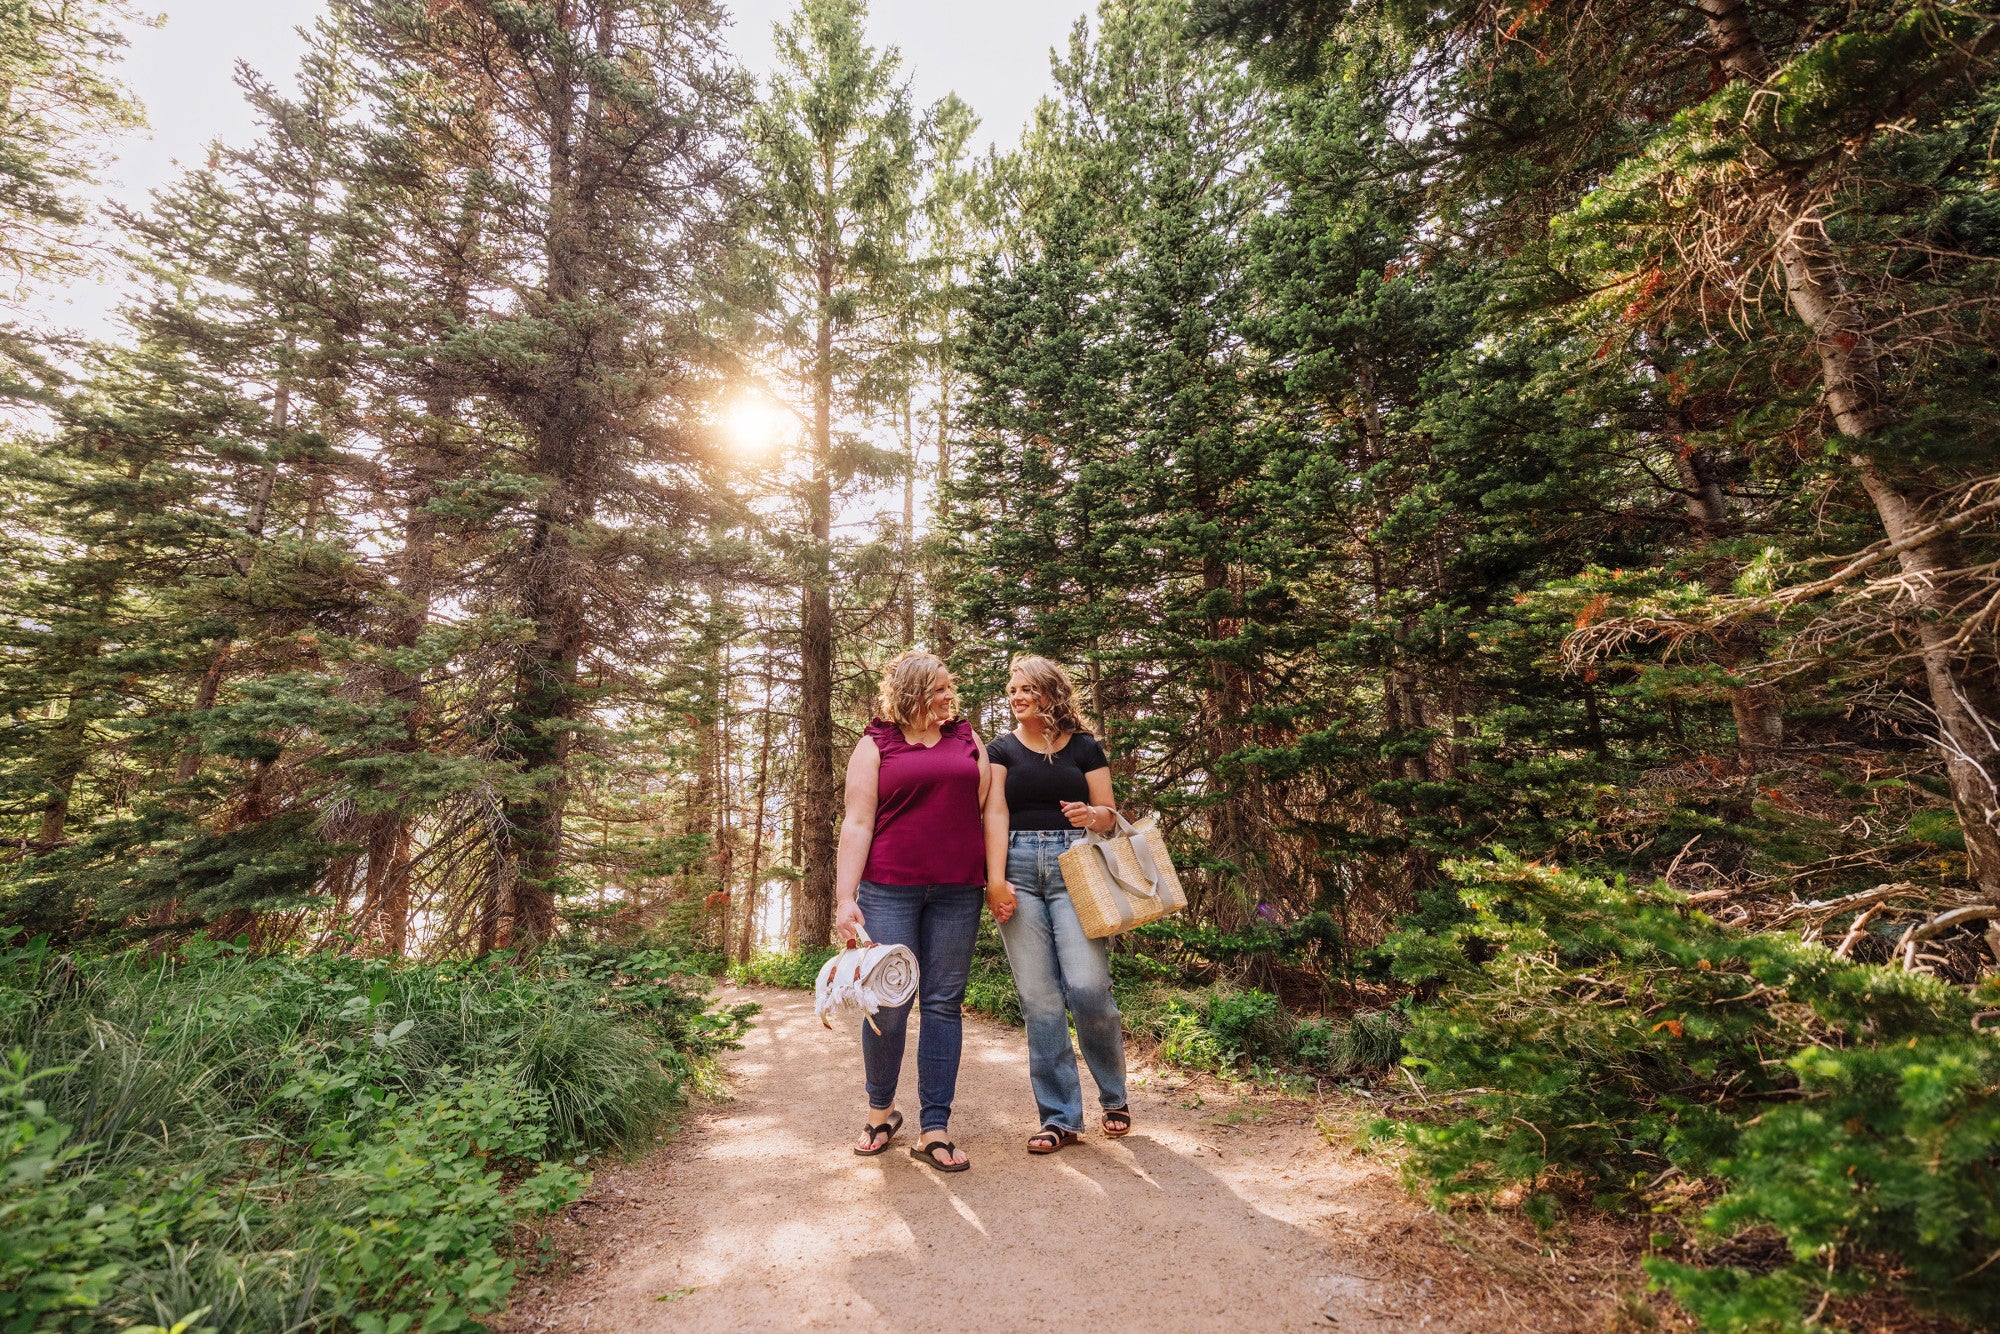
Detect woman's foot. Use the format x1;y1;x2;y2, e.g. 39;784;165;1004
1102;1106;1131;1137
856;1108;903;1155
911;1130;968;1170
1027;1126;1079;1154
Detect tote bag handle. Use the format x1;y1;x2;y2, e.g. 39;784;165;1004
1083;813;1164;902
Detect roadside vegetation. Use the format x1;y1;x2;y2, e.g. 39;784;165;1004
0;935;752;1332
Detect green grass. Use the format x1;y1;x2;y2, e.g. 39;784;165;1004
0;933;753;1333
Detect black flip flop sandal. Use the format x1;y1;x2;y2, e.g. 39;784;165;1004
910;1139;969;1172
1102;1106;1131;1138
1027;1126;1079;1154
855;1110;903;1156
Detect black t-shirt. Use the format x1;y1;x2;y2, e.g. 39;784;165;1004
986;730;1110;831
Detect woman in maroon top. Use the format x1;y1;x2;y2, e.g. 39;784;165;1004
835;650;1012;1172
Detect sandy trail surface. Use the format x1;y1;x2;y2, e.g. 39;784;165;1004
500;985;1584;1333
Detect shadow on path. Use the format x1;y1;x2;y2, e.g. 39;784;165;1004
499;985;1536;1333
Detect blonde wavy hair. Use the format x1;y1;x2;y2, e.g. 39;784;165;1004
876;650;955;728
1008;655;1094;759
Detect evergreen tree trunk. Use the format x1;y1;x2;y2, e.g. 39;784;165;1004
746;1;925;948
35;686;87;849
176;360;289;786
500;463;590;949
738;670;775;964
795;228;839;950
353;456;440;955
496;26;595;950
1675;441;1784;765
714;694;733;955
1203;556;1262;923
901;390;916;647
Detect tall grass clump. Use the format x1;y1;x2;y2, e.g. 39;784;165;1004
0;933;753;1332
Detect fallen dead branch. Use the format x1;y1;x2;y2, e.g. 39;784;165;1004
1895;903;2000;971
1765;881;1928;930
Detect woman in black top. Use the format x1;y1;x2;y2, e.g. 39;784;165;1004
983;654;1130;1153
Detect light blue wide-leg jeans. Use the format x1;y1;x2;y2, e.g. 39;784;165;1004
996;828;1129;1133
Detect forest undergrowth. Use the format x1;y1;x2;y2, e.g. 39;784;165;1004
740;733;2000;1332
0;934;753;1333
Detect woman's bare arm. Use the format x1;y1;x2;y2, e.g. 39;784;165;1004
834;737;880;943
1062;767;1120;833
972;725;990;808
1086;767;1116;822
982;760;1016;922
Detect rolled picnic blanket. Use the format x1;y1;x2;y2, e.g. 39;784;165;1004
814;941;920;1035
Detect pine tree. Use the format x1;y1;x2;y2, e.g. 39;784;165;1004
745;0;926;946
1199;0;2000;889
947;0;1278;920
337;0;747;948
0;0;147;399
0;34;378;934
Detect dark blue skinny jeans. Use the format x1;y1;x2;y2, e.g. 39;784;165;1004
857;879;984;1133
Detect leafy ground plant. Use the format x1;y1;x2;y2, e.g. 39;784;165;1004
0;934;751;1332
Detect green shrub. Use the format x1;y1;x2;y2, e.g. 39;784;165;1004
326;1071;586;1331
1650;1032;2000;1331
1132;987;1293;1074
1202;989;1291;1064
1383;851;2000;1329
0;935;743;1332
1152;995;1228;1072
0;1056;142;1331
1341;1010;1407;1072
729;946;836;990
1289;1017;1339;1068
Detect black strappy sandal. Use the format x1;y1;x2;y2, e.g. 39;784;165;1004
1027;1126;1079;1155
855;1110;903;1156
1102;1106;1131;1138
910;1138;970;1172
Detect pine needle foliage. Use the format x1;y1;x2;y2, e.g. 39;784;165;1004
1385;854;2000;1328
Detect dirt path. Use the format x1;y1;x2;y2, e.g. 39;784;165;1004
501;986;1608;1333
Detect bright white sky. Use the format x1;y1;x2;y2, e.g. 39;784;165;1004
36;0;1091;338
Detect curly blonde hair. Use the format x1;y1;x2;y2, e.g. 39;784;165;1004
876;650;954;728
1008;655;1094;759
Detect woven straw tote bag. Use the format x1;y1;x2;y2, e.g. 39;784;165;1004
1058;813;1188;939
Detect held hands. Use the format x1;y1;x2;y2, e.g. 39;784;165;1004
1061;800;1112;833
986;880;1017;924
834;898;868;946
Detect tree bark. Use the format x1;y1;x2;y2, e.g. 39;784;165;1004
352;458;439;956
795;154;841;951
495;33;593;951
738;665;776;963
714;686;734;956
1675;445;1729;530
1675;441;1785;763
901;388;917;647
